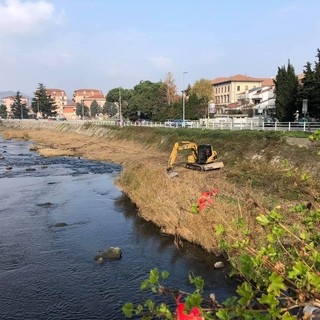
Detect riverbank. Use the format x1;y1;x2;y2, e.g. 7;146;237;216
1;121;319;253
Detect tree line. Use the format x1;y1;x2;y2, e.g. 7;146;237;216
1;49;320;121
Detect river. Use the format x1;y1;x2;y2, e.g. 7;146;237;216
0;136;236;319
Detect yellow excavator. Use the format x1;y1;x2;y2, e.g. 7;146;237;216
167;141;224;177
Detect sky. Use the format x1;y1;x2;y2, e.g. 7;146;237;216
0;0;320;98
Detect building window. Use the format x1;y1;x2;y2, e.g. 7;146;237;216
237;86;240;91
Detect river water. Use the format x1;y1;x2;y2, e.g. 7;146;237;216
0;136;236;319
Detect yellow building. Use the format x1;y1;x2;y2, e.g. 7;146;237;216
212;74;272;113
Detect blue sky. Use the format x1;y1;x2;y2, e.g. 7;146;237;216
1;0;320;97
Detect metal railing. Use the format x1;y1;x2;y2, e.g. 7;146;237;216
1;118;320;132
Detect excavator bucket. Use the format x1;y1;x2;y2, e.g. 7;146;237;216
166;168;179;178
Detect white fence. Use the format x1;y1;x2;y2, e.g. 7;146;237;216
1;118;320;133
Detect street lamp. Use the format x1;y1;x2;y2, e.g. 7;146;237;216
182;71;188;126
119;88;122;126
81;96;86;120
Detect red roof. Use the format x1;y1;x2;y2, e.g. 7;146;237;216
47;89;66;93
86;93;105;99
212;74;263;84
227;102;240;109
261;78;274;86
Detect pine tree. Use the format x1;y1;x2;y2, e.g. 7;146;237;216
274;61;299;121
90;100;101;117
0;104;7;119
31;83;57;118
75;102;89;118
298;49;320;119
11;91;28;119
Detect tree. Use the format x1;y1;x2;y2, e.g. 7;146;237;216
190;78;213;103
298;49;320;119
90;100;101;117
127;81;166;121
163;72;177;105
0;104;7;119
31;83;57;118
11;91;28;119
75;102;89;118
274;61;299;121
106;87;132;120
102;101;118;118
187;92;206;119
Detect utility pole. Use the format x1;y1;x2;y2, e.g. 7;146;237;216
82;96;86;120
182;71;188;127
119;88;122;126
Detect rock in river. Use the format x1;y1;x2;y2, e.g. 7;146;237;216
94;247;122;264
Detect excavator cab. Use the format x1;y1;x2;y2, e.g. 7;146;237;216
197;145;218;164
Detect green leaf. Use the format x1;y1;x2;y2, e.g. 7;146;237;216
256;214;270;226
135;304;143;315
189;273;204;293
140;279;150;290
216;309;230;320
185;293;203;310
149;268;159;284
282;311;298;320
122;303;134;318
267;272;286;296
144;299;155;311
267;234;275;243
161;271;169;280
215;224;225;235
157;303;171;317
299;231;309;241
236;217;245;228
236;282;253;307
257;293;279;307
191;204;200;214
288;261;308;279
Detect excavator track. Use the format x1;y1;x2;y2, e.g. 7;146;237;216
185;161;224;171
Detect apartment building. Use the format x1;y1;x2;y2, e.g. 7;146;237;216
73;89;105;109
212;74;273;113
1;95;29;117
46;89;68;116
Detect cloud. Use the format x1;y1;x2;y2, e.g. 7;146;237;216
148;56;173;70
0;0;59;37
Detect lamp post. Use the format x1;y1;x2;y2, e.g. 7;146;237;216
182;71;188;126
81;96;85;120
119;88;122;126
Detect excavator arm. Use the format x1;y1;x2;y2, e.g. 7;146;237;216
167;141;198;172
